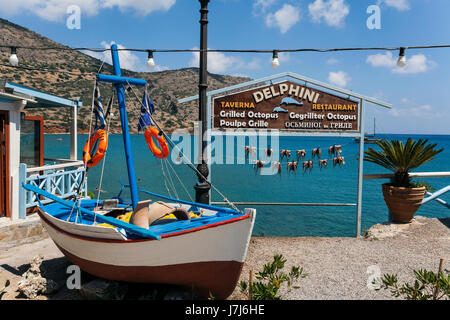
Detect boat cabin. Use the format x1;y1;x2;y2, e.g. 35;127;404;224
0;81;84;221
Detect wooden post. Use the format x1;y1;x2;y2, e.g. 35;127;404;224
249;269;254;300
433;258;444;300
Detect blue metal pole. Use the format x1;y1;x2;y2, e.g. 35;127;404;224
110;44;139;209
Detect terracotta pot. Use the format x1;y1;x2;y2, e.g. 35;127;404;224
381;184;426;223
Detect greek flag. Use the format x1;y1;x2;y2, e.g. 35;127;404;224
138;91;155;132
93;82;106;129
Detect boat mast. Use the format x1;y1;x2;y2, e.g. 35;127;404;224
109;44;140;209
195;0;211;205
374;117;376;137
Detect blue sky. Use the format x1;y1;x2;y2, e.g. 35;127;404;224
1;0;449;134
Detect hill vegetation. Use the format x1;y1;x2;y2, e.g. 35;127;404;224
0;18;250;133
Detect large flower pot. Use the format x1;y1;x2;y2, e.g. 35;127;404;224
381;184;426;223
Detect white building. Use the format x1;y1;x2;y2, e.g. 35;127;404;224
0;82;84;221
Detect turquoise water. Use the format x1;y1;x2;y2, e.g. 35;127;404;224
44;134;450;237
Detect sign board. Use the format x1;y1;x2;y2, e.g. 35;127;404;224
213;80;360;132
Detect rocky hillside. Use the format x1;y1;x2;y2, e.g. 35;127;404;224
0;18;251;133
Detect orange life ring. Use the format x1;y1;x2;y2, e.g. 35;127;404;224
82;129;108;168
144;127;169;159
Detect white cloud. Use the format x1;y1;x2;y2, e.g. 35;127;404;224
0;0;176;21
84;41;141;71
253;0;276;15
308;0;349;27
189;49;242;74
0;0;101;22
326;58;339;65
366;51;397;68
265;4;300;34
393;54;436;74
102;0;175;16
377;0;410;11
328;71;350;87
189;48;264;74
389;104;438;119
366;51;436;74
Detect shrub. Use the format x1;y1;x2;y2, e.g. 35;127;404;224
375;269;449;300
239;254;307;300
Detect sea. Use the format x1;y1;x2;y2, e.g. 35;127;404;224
44;133;450;237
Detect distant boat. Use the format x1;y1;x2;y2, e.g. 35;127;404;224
280;97;303;107
355;117;381;144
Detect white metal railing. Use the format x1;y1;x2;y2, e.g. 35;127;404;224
364;172;450;179
18;160;87;218
363;171;450;210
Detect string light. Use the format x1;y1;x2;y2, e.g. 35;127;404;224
3;43;450;74
397;47;407;68
9;47;19;66
271;50;280;69
147;50;155;69
2;44;449;55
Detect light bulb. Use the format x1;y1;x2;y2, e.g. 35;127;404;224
271;51;280;69
9;47;18;66
397;47;406;68
147;51;155;69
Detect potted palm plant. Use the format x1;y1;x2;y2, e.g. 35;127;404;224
364;138;443;223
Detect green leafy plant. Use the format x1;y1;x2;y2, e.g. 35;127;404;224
374;269;449;300
364;138;443;188
0;279;10;299
87;190;95;199
239;254;307;300
410;180;434;192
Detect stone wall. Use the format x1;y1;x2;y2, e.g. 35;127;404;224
0;214;48;249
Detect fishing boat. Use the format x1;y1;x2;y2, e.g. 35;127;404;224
22;44;256;299
355;117;381;144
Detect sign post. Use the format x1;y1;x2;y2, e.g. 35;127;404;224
179;72;392;237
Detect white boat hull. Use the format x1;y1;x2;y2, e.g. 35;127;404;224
38;208;256;299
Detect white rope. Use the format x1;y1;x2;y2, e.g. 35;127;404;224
163;158;179;200
67;59;106;223
159;158;174;198
164;158;194;202
124;82;241;212
93;109;113;225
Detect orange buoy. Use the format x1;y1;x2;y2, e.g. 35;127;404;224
144;127;169;159
82;129;108;167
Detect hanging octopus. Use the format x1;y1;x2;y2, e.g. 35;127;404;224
287;161;298;175
319;159;328;169
333;156;345;167
245;146;251;158
328;144;343;157
245;146;257;160
254;160;265;174
312;147;322;159
296;149;306;162
265;148;273;160
303;160;313;173
272;161;282;177
280;149;291;161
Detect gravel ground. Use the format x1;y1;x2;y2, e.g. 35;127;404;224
0;216;448;300
230;216;450;300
